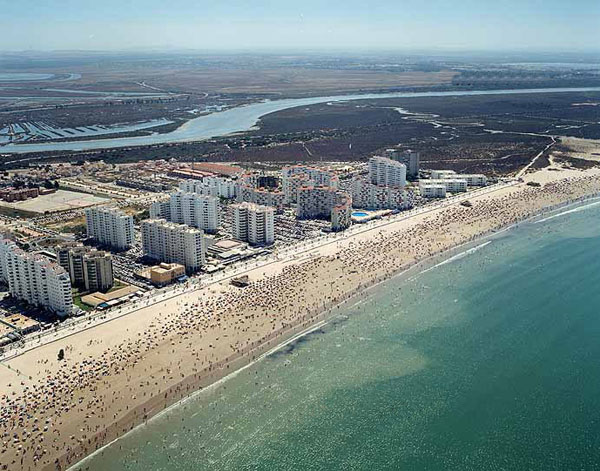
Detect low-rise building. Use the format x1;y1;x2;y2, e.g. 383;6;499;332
448;174;488;186
116;178;170;192
1;313;40;335
150;263;186;286
431;170;488;187
0;187;39;202
430;170;459;180
419;183;447;198
426;178;468;193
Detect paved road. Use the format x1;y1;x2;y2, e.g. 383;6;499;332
0;180;517;362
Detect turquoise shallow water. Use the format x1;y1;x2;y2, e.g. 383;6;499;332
76;200;600;471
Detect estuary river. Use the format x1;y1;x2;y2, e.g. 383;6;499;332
3;86;600;154
73;198;600;471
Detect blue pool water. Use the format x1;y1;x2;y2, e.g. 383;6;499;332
352;211;369;217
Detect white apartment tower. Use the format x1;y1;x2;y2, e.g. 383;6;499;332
385;149;420;178
351;178;414;210
152;192;219;233
0;237;18;283
4;248;73;317
150;199;170;219
231;202;275;246
56;245;114;292
281;166;339;203
368;156;407;188
179;177;237;199
141;219;206;272
170;192;219;233
85;207;134;251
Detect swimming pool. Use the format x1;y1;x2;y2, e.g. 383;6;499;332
352;211;369;217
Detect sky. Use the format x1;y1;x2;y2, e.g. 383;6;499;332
1;0;599;52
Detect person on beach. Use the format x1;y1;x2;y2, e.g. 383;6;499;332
1;173;599;470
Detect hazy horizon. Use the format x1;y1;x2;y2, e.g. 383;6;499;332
2;0;599;53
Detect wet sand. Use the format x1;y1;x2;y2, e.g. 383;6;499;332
1;165;600;471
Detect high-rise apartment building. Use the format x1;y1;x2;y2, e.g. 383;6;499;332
297;186;352;231
151;192;219;233
368;156;407;188
385;149;420;179
2;245;73;317
236;185;285;213
281;166;339;203
179;177;237;199
85;207;134;251
0;237;18;283
351;178;414;210
141;219;206;273
56;244;114;292
231;202;275;246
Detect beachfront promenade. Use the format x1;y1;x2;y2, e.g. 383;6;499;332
4;166;600;471
0;179;518;364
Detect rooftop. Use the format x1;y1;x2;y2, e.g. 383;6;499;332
191;162;244;177
2;313;40;331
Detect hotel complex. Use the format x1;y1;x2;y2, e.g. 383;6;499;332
85;207;135;251
297;186;352;231
141;219;206;272
351;178;414;210
231;202;275;246
282;166;339;203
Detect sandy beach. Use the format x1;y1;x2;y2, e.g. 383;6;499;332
2;164;600;471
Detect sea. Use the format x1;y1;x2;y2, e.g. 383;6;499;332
74;199;600;471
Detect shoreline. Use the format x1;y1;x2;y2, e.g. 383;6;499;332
3;166;600;471
0;180;517;364
66;188;600;471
